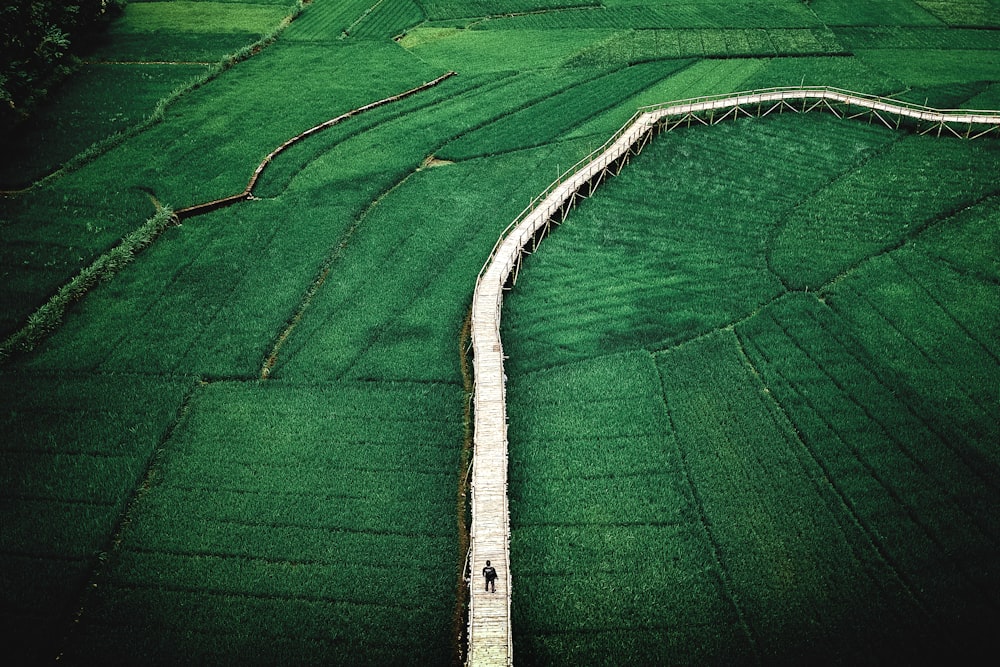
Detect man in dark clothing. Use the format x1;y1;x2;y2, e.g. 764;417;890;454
483;560;498;593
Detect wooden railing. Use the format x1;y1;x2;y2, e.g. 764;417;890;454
465;86;1000;666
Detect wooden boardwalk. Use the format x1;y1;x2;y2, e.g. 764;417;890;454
465;87;1000;666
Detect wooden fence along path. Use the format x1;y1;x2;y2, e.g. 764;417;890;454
465;86;1000;666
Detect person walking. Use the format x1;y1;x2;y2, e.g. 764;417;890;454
483;560;498;593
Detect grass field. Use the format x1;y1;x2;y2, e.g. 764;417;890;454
57;380;462;664
503;86;1000;665
1;0;998;664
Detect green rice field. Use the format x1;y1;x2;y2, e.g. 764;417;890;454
503;112;1000;664
1;0;998;664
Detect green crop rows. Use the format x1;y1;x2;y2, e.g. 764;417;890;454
503;75;999;667
1;0;998;664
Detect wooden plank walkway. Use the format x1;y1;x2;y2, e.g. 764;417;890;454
465;87;1000;666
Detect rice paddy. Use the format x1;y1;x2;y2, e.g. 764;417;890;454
1;0;998;664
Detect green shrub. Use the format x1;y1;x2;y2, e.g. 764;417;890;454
0;0;126;132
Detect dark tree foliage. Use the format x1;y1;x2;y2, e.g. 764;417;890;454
0;1;126;133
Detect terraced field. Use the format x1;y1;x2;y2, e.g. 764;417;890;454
1;0;998;664
503;111;1000;664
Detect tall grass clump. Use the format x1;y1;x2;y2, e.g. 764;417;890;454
0;205;176;361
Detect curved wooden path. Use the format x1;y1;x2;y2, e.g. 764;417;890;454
465;86;1000;666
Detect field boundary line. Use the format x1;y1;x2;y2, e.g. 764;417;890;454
343;0;387;37
0;206;177;362
174;71;457;219
466;86;1000;666
52;381;199;663
0;2;307;197
0;74;458;363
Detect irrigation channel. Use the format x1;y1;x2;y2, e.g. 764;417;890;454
465;86;1000;666
173;71;456;219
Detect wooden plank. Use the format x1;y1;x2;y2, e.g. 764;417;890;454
465;86;1000;666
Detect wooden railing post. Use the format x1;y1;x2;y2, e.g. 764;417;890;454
466;87;1000;666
